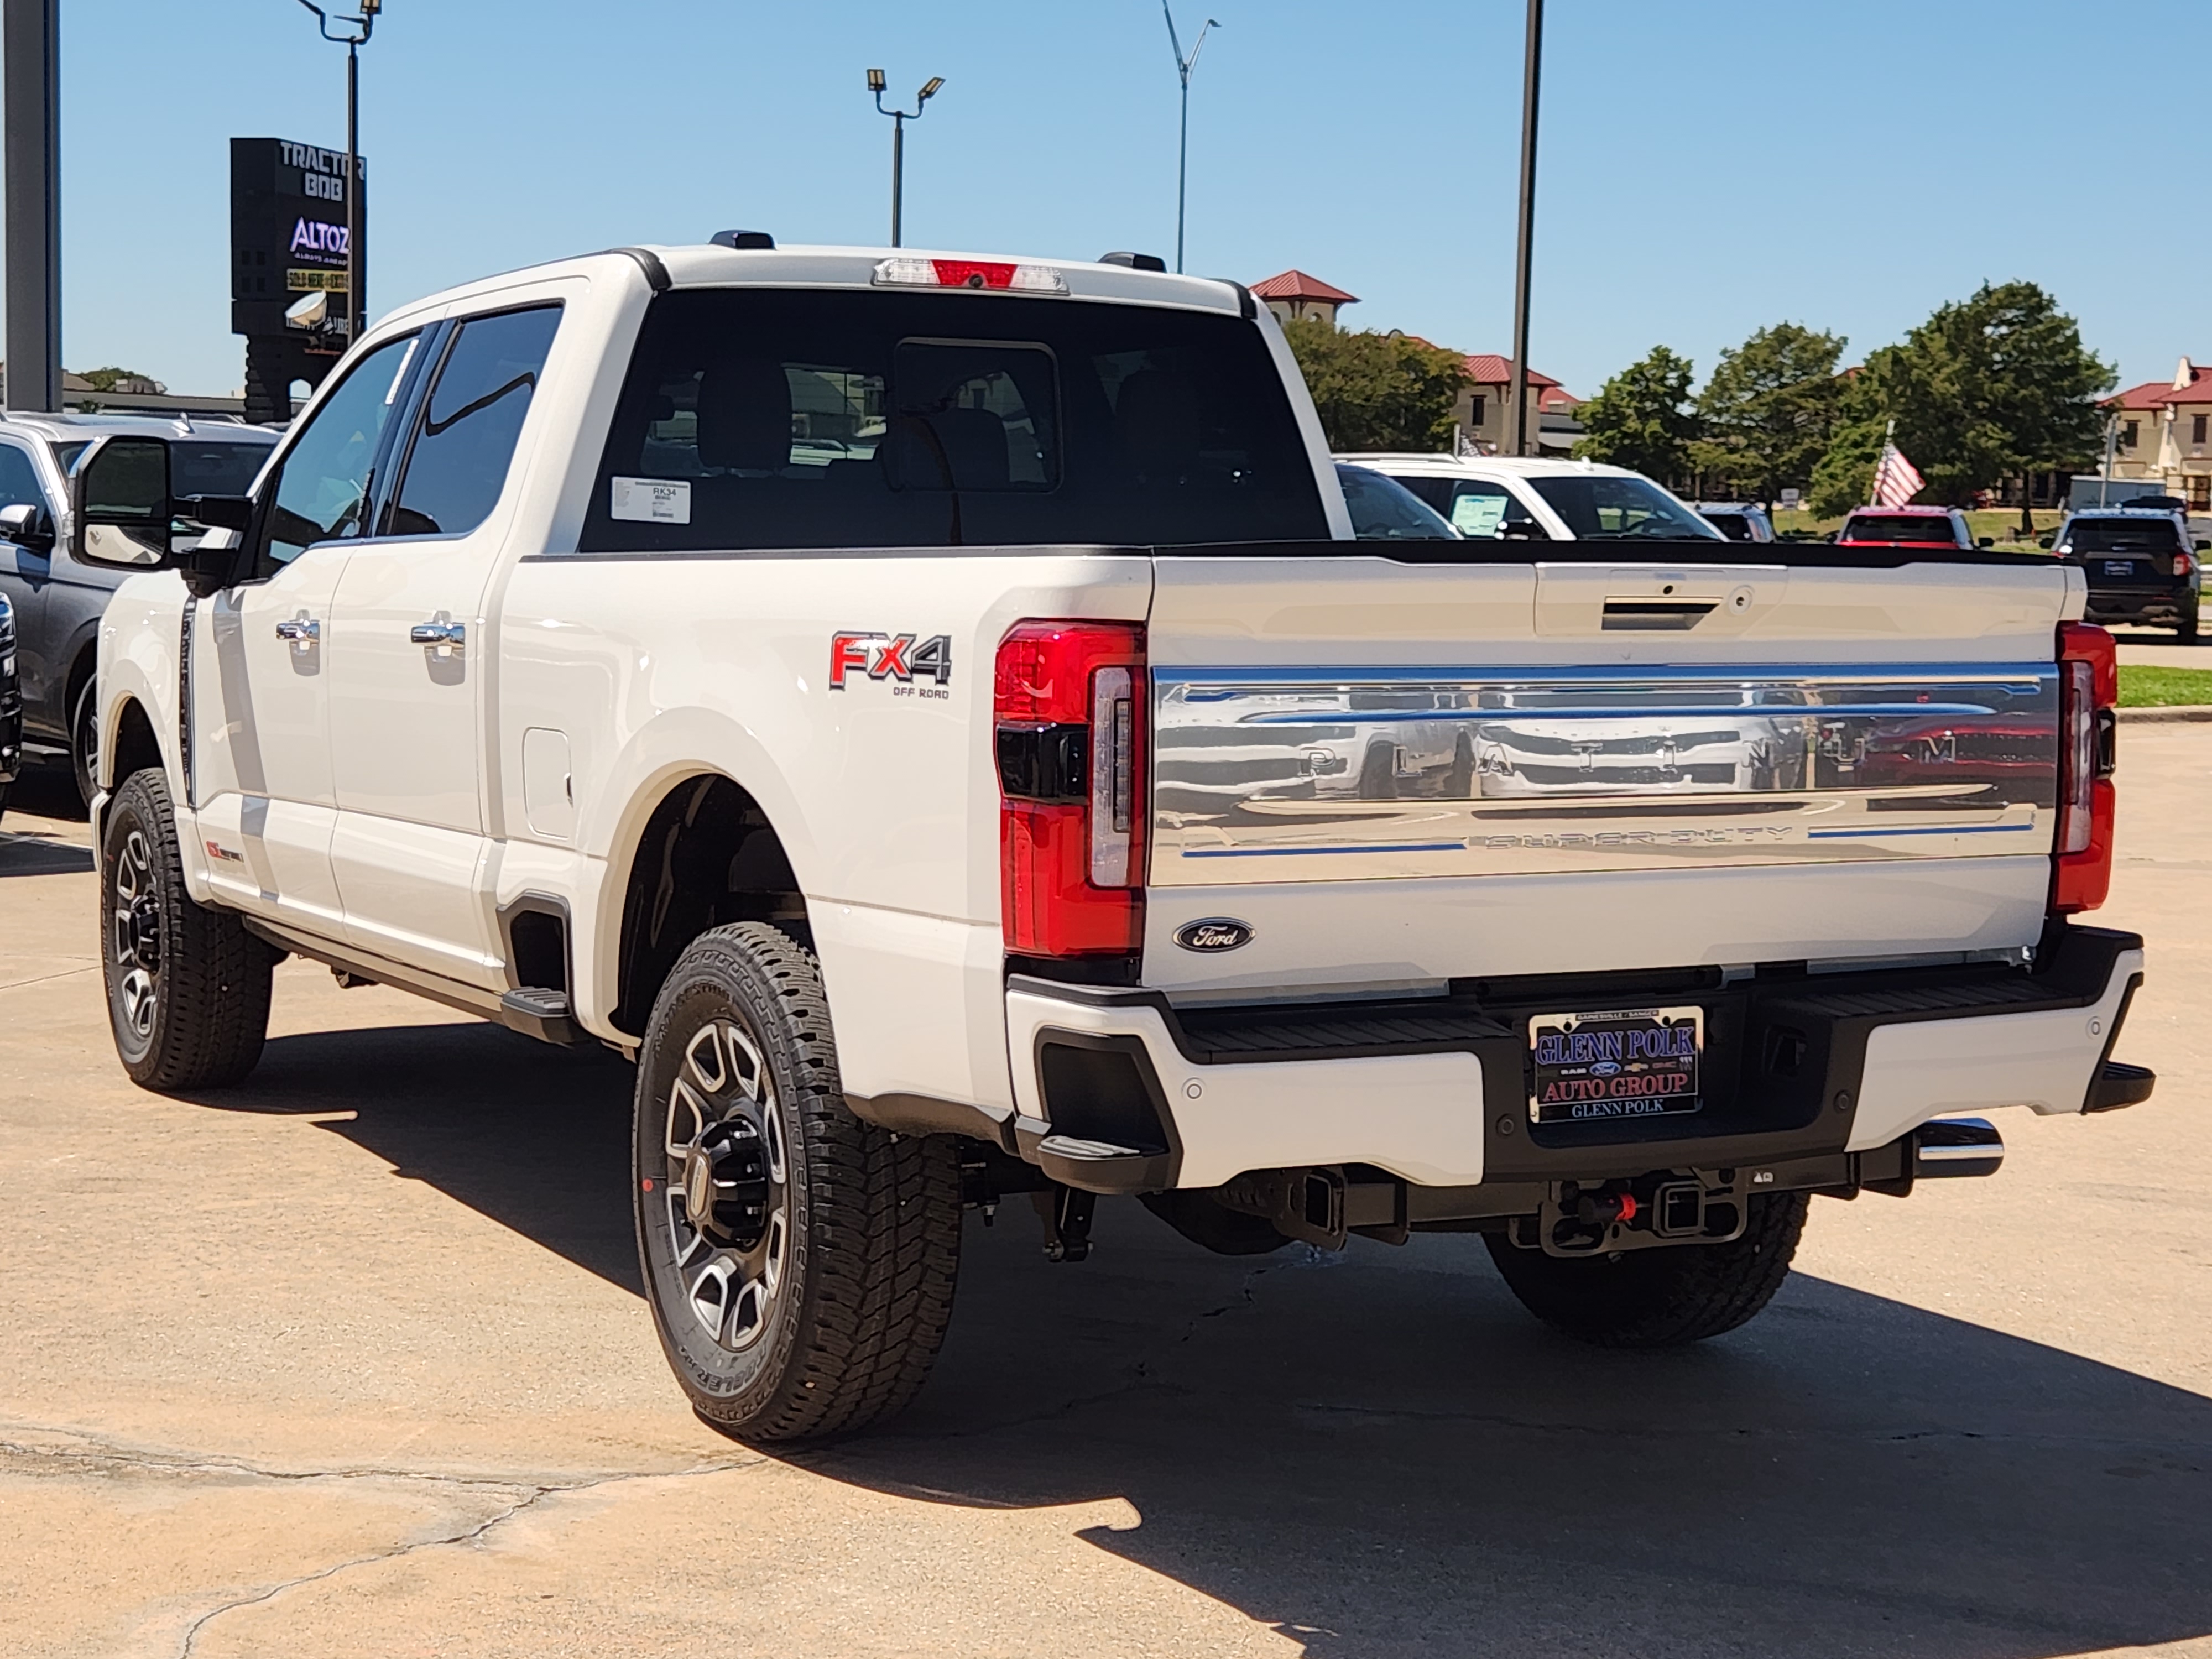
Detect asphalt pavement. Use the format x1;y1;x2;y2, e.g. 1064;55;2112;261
2;735;2208;1659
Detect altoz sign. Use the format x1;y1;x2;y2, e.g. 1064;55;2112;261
231;136;368;418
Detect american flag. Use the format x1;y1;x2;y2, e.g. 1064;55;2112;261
1871;440;1924;507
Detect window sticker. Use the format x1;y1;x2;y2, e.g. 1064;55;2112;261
1452;493;1508;538
611;476;692;524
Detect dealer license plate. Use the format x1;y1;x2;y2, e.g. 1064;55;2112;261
1527;1005;1703;1123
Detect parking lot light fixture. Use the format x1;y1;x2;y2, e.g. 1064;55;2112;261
297;0;379;347
871;71;945;248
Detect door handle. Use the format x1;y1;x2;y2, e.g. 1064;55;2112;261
274;616;321;647
409;618;466;653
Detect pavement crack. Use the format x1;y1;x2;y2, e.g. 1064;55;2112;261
164;1459;760;1658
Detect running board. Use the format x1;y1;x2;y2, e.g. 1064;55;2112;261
241;917;586;1047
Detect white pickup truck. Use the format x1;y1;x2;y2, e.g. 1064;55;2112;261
73;238;2152;1443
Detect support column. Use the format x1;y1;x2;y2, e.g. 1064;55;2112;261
3;0;60;411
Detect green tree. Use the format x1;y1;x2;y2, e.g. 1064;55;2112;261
1572;346;1699;483
77;366;164;393
1280;320;1469;452
1691;322;1845;502
1809;282;2111;524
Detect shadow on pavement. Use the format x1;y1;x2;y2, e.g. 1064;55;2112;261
5;763;90;823
0;827;93;877
185;1018;2212;1658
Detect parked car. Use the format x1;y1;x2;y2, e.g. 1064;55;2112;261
0;413;278;806
1692;502;1775;542
2051;507;2204;639
1335;462;1461;541
0;592;19;822
1337;453;1725;542
1834;505;1986;550
74;238;2150;1446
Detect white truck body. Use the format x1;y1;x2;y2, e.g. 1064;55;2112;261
77;241;2150;1432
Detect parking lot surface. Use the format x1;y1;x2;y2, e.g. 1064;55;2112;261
2;738;2208;1659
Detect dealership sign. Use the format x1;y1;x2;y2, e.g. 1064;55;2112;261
230;136;367;354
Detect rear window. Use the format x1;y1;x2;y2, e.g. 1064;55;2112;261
2063;517;2183;555
1840;513;1961;545
580;288;1327;551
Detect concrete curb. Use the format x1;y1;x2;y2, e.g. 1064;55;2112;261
2117;705;2212;723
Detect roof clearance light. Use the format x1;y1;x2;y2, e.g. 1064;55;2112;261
872;257;1068;295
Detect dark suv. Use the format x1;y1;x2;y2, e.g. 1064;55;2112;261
2053;509;2205;640
0;413;276;804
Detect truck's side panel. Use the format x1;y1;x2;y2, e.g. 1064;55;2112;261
497;552;1151;1079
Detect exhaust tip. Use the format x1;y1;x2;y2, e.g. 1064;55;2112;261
1915;1116;2005;1180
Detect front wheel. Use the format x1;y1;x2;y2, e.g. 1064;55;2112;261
1485;1191;1808;1347
633;922;962;1443
100;768;274;1090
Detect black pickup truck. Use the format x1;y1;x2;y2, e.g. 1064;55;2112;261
2053;506;2206;639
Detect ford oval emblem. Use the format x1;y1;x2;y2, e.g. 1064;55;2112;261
1175;917;1254;953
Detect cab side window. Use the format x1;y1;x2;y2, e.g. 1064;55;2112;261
257;333;420;576
384;305;561;539
0;442;51;529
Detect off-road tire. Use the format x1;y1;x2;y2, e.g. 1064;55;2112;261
1485;1191;1808;1348
633;922;962;1443
101;768;274;1091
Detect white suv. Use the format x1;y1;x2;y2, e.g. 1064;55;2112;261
1337;452;1724;544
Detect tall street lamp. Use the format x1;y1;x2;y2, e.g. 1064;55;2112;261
1506;0;1542;457
1161;3;1219;275
298;0;378;346
869;69;943;248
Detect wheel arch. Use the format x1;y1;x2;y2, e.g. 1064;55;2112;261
601;766;812;1039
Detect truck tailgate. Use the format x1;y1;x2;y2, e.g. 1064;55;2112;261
1143;552;2078;993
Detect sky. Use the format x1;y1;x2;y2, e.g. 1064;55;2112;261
38;0;2212;402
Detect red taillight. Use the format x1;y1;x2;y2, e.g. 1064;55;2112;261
995;620;1146;957
2054;621;2117;914
872;256;1069;295
2174;551;2195;579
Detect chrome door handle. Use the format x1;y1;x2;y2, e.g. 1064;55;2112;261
274;617;320;646
409;618;466;651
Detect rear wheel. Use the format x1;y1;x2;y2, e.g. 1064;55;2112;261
633;922;962;1443
101;768;274;1090
70;674;99;808
2178;607;2199;643
1485;1191;1808;1347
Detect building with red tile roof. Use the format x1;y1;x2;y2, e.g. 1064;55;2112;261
1251;270;1359;327
2100;357;2212;510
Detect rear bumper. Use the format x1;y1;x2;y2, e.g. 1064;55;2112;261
2086;592;2193;624
1002;925;2148;1194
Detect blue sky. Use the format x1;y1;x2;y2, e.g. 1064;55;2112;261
45;1;2212;401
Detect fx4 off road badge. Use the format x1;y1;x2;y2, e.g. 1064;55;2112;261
830;632;952;697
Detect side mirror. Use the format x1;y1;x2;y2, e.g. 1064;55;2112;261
1977;535;1995;548
0;500;54;552
70;435;172;568
2196;538;2210;554
1500;514;1549;541
2037;531;2056;549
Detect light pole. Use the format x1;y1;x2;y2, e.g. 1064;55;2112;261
1162;3;1219;275
1507;0;1542;457
869;69;943;248
298;0;378;346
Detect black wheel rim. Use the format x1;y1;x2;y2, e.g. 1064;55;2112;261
659;1015;790;1352
75;685;98;804
109;825;161;1043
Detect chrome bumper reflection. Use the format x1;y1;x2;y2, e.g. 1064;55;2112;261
1150;662;2058;884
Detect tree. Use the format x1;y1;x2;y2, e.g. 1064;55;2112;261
1280;320;1469;453
1808;282;2111;523
1691;322;1845;502
1572;346;1698;483
76;366;165;394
